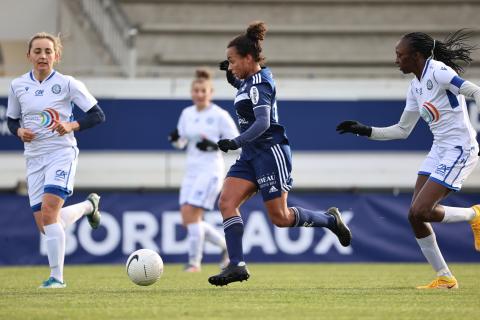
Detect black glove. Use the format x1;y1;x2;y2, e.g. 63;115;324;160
219;60;229;71
196;138;219;151
219;60;238;88
336;120;372;137
168;128;180;142
217;139;239;153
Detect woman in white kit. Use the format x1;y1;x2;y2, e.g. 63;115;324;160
6;32;106;288
337;30;480;289
168;68;239;272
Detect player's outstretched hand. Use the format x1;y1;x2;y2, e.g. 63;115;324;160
168;128;180;142
336;120;372;137
217;139;239;153
196;138;219;152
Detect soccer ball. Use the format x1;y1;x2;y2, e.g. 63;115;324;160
126;249;164;286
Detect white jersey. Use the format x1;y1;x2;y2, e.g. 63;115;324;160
7;69;97;157
405;58;478;149
177;103;239;174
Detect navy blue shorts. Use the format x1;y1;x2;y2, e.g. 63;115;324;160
226;144;293;201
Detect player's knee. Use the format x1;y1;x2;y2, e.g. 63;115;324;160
218;195;234;214
408;204;430;223
41;203;59;225
270;212;291;228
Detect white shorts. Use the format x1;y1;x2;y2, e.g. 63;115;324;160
418;144;479;191
26;146;79;211
179;171;222;211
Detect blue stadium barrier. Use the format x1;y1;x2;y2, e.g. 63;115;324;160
0;191;479;265
0;97;442;151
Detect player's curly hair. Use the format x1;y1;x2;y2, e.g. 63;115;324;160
28;32;63;61
228;21;267;63
403;29;477;74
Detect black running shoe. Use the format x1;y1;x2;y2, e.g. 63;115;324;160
208;263;250;286
326;207;352;247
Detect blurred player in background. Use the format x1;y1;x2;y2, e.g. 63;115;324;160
208;21;352;286
337;30;480;289
6;32;105;288
168;68;239;272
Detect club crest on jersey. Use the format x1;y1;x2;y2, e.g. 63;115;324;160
51;84;61;94
250;86;259;105
420;102;440;124
426;80;433;90
39;108;60;129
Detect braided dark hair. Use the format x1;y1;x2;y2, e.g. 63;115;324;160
403;29;477;74
228;21;267;63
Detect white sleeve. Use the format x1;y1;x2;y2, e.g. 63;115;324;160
6;84;21;119
433;64;463;94
404;84;418;112
370;109;420;141
219;110;239;139
459;81;480;107
69;78;98;112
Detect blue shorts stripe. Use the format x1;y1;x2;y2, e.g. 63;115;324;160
31;203;42;212
451;153;469;186
44;185;70;200
443;147;463;182
418;171;431;176
429;177;460;191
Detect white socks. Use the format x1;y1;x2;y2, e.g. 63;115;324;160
59;200;93;229
202;221;227;250
187;222;228;267
416;233;452;277
44;223;65;282
441;205;476;223
187;223;205;267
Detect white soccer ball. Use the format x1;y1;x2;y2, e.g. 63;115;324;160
126;249;164;286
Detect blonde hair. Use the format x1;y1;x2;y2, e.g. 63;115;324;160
192;68;213;86
28;32;63;61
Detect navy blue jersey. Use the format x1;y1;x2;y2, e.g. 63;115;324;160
233;68;288;158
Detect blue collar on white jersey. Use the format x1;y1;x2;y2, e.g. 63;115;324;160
29;69;56;84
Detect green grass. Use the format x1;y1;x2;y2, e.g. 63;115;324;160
0;263;479;320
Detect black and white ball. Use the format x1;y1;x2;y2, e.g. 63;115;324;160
126;249;164;286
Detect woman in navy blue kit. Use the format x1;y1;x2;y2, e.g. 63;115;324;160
208;21;352;286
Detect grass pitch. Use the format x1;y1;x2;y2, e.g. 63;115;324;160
0;263;478;320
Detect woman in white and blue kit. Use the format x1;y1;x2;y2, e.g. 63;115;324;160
168;69;239;272
208;21;352;286
6;32;105;288
337;30;480;289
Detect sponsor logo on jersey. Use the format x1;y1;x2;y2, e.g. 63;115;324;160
55;169;67;180
206;117;214;125
435;164;450;176
51;84;61;94
39;108;60;129
420;101;440;124
257;174;277;189
250;86;259;105
35;89;44;96
426;79;433;90
269;185;278;193
415;87;422;95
